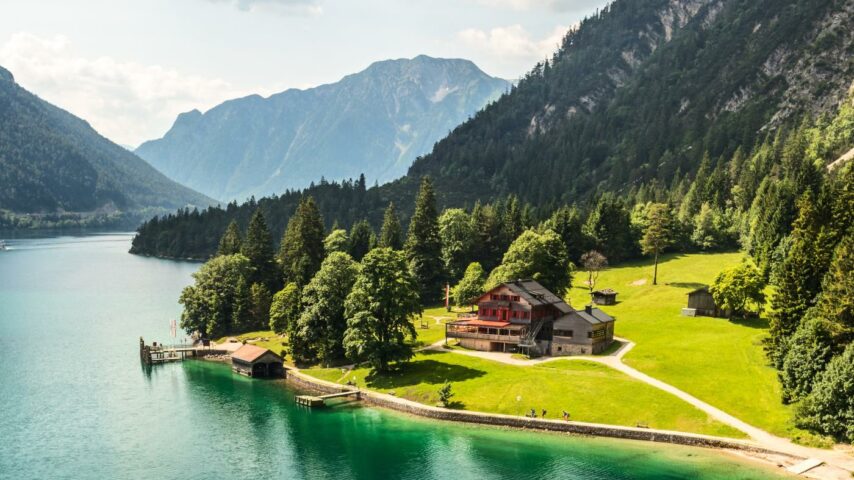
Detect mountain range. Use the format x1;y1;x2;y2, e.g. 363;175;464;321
130;0;854;258
0;65;213;221
135;55;510;201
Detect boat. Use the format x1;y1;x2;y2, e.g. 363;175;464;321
0;240;6;251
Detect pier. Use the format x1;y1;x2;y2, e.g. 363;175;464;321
295;390;361;408
139;337;223;365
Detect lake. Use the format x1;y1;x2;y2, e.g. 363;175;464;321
0;233;788;479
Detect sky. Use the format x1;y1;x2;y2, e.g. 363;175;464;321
0;0;607;147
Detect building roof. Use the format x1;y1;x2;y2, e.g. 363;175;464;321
554;307;615;327
592;289;617;295
499;279;572;313
232;344;282;363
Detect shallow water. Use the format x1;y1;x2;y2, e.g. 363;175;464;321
0;234;788;479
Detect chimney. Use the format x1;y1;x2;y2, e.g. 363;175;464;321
585;304;592;314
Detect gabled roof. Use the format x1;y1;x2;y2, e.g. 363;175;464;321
554;307;615;327
232;344;282;363
497;279;572;313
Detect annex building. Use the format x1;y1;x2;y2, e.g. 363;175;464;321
445;280;615;356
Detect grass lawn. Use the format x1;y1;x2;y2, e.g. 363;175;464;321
304;350;744;438
215;330;289;358
566;252;805;440
410;305;467;347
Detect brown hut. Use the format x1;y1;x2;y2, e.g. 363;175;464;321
231;344;284;378
591;289;618;305
683;286;726;318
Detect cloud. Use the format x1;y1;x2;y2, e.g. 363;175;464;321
458;24;567;60
204;0;323;15
472;0;602;12
0;32;266;147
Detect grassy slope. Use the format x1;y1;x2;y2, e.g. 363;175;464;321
305;350;743;438
565;252;800;439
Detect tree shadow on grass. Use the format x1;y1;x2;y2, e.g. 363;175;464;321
365;357;486;390
666;282;707;290
729;316;770;329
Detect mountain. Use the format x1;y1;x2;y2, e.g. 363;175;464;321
135;55;510;201
131;0;854;258
0;65;214;222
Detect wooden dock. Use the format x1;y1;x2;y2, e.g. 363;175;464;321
139;337;219;365
295;390;360;408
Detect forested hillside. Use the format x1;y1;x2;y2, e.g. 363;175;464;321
0;65;214;228
136;56;509;201
131;0;853;259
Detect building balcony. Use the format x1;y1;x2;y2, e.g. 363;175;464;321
446;329;521;343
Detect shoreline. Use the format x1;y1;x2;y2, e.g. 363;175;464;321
279;364;817;477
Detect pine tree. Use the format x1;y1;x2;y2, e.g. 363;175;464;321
640;203;674;285
584;196;637;263
378;202;404;250
217;220;242;256
241;210;279;292
249;282;272;330
544;205;589;263
348;219;374;261
404;177;444;303
231;276;253;333
470;201;502;272
279;196;326;287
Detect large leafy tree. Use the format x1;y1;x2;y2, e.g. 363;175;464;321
487;229;572;296
639;203;674;285
279;196;326;287
348;219;374;261
323;228;349;254
217;220;242;256
179;254;252;338
241;210;279;292
796;343;854;443
439;208;475;281
709;262;765;319
269;282;300;335
453;262;485;310
290;252;359;366
344;248;421;371
404;177;444;303
378;202;404;250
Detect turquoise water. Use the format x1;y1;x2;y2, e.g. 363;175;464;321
0;234;788;479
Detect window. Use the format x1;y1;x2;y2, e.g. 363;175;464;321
523;312;529;319
490;294;498;300
589;329;606;339
500;294;509;300
554;330;573;337
511;295;520;302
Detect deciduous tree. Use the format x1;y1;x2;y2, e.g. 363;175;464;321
453;262;485;310
487;229;572;296
344;248;421;371
709;262;765;318
269;282;300;335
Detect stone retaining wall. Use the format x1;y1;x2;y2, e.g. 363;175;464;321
283;368;783;456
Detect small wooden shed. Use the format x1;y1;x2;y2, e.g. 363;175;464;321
683;286;725;318
231;344;284;378
591;289;618;305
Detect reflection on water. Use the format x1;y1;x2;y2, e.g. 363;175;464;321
0;234;786;479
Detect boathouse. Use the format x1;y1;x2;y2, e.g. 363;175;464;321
445;280;615;356
231;344;284;378
682;286;726;318
591;289;618;305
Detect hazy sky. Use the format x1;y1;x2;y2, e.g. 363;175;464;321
0;0;606;146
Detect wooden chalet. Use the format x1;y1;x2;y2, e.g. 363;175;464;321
445;280;615;356
231;344;284;378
